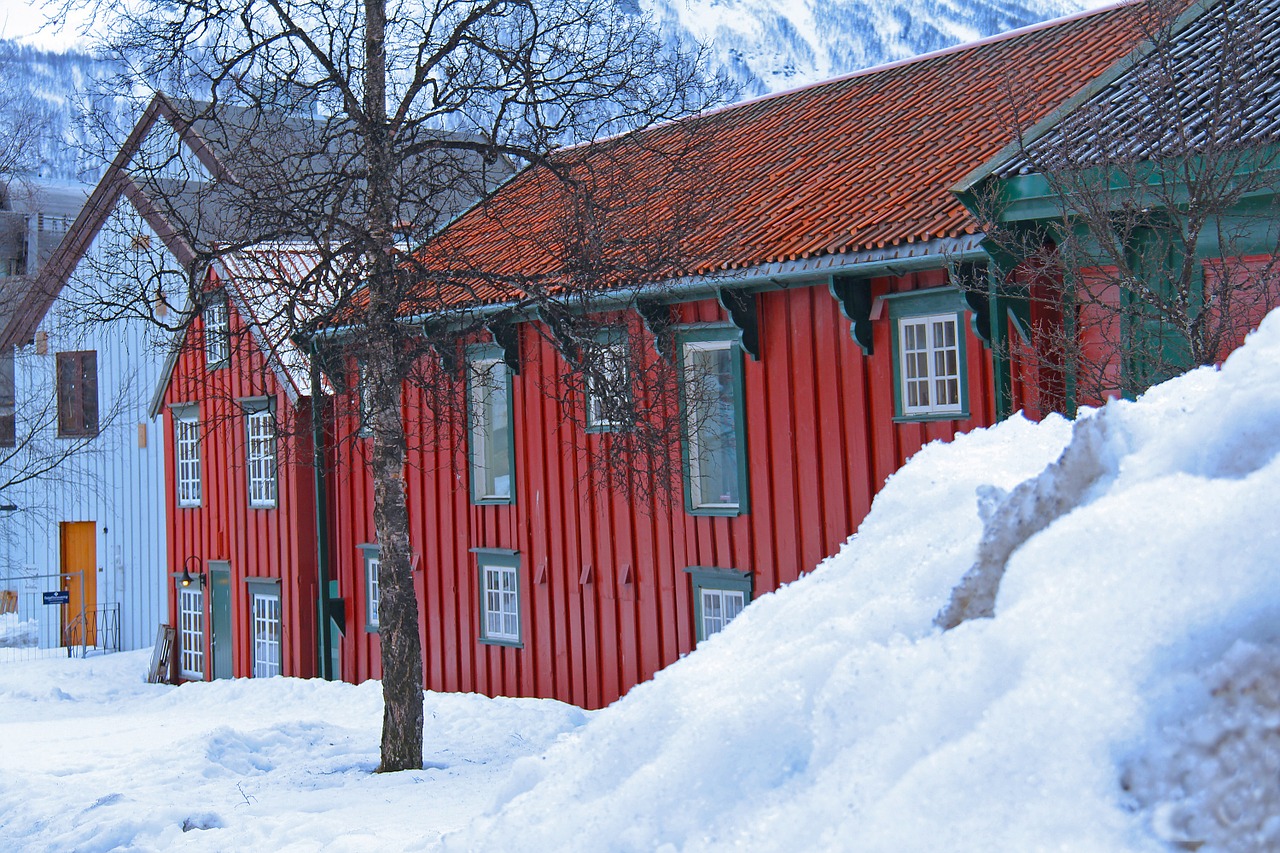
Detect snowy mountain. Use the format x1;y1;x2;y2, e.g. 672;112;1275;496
2;0;1093;182
644;0;1088;96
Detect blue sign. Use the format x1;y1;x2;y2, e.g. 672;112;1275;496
42;590;70;605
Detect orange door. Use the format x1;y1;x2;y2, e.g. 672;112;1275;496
60;522;96;647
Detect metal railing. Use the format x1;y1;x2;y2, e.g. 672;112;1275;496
0;571;120;661
62;604;122;657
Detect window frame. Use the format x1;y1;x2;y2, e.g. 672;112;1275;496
172;403;202;507
246;578;282;678
684;566;752;643
0;346;14;448
175;577;205;681
241;398;278;509
889;288;970;421
584;328;629;433
359;543;380;633
204;299;230;370
55;350;99;438
472;548;522;648
677;327;750;516
466;345;516;505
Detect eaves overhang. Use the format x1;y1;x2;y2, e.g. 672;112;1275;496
310;233;990;342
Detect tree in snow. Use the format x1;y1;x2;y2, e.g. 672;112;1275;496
62;0;728;771
965;0;1280;415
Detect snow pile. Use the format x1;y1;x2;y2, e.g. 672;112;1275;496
449;311;1280;852
0;612;37;648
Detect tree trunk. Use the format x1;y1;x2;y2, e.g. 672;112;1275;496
365;0;424;773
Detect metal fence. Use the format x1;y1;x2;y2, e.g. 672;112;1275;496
0;570;122;661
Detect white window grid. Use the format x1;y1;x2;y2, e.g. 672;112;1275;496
683;339;739;509
586;336;628;429
178;586;204;679
700;587;746;639
482;564;520;642
898;313;962;416
468;357;511;500
252;591;282;677
246;409;277;507
204;301;229;367
175;411;201;506
367;556;381;629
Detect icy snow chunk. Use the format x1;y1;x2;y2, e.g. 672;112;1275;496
1127;640;1280;852
936;410;1121;630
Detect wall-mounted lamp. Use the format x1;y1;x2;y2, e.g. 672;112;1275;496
181;555;204;588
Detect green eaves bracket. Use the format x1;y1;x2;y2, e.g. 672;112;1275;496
828;275;873;355
717;288;760;360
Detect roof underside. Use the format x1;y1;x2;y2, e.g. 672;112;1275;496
401;4;1140;314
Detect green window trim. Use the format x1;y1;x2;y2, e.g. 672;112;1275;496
472;548;523;648
584;327;629;434
888;287;971;422
358;543;380;633
245;577;283;678
676;326;750;517
466;344;516;505
684;566;752;643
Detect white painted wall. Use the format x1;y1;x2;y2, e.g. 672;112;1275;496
0;199;180;652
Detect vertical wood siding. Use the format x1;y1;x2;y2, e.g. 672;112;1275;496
330;270;996;708
2;205;172;652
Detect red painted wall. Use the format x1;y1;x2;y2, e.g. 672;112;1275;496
329;270;996;708
162;289;318;680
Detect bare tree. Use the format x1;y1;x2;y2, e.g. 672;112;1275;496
965;0;1280;416
66;0;728;771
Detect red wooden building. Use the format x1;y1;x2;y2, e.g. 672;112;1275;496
153;246;324;681
160;6;1209;705
317;7;1139;708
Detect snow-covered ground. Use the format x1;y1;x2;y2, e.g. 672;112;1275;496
6;313;1280;851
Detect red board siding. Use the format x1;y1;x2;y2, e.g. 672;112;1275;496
330;271;995;708
162;293;317;680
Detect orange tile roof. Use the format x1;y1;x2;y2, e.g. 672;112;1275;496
402;3;1143;314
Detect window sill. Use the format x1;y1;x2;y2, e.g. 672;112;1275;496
686;504;745;517
472;498;514;506
893;411;969;424
478;637;523;649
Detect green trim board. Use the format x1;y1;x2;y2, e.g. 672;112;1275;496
471;548;523;648
465;343;516;505
888;288;971;422
684;566;752;643
675;326;750;517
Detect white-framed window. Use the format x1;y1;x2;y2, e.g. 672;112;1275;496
685;566;752;643
204;300;229;368
245;404;277;507
680;334;746;514
178;584;205;680
173;405;201;507
467;348;513;503
360;544;381;632
897;312;963;416
249;582;282;677
474;549;521;645
585;331;629;431
700;588;746;637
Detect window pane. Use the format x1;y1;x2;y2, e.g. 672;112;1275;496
470;359;512;500
685;343;739;508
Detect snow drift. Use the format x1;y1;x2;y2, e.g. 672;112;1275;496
449;312;1280;852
